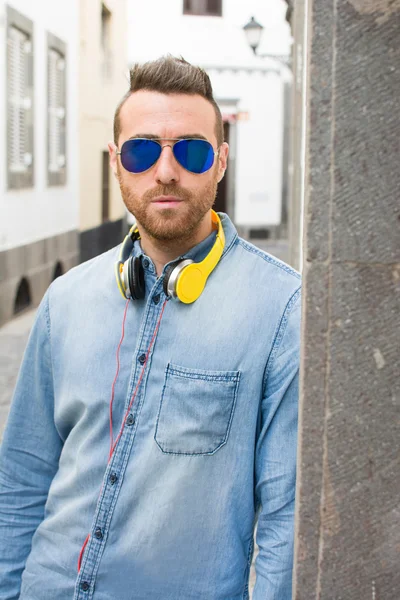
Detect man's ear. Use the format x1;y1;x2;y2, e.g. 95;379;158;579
108;141;119;180
217;142;229;183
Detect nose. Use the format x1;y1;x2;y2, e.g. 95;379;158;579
153;144;180;185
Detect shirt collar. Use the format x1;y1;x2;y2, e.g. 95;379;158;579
132;212;238;274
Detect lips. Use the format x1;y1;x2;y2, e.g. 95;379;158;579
150;196;184;209
151;196;183;203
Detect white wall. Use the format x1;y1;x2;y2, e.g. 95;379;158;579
79;0;127;231
127;0;291;227
0;0;79;251
210;67;284;226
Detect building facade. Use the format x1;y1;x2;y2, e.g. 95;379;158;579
79;0;127;263
0;0;80;326
0;0;128;326
126;0;292;241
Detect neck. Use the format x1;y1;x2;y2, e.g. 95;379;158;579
138;212;214;277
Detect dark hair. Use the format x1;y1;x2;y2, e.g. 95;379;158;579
113;55;223;146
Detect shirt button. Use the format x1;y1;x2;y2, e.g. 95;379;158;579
153;294;160;305
81;581;90;591
138;353;146;364
143;258;150;268
126;414;135;426
94;527;103;540
109;472;118;485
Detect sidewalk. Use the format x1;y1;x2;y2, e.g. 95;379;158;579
0;308;36;441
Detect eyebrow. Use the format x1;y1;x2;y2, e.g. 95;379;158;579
128;133;208;141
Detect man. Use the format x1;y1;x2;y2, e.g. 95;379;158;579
0;56;301;599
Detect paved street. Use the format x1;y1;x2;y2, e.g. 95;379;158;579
0;308;36;441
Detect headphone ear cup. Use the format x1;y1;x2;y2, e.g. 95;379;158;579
128;257;145;300
163;263;177;298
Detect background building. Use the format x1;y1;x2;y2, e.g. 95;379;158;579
79;0;127;262
0;0;80;326
126;0;292;254
0;0;128;327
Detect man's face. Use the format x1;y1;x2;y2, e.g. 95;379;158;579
109;91;229;243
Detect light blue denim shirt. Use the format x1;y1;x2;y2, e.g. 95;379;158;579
0;213;301;600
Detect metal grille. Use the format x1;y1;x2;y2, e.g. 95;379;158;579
7;26;31;174
48;48;65;175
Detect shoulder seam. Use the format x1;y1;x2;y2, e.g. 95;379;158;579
237;238;301;280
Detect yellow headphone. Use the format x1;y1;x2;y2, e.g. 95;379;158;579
115;210;225;304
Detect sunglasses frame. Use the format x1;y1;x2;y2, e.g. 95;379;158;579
116;137;220;174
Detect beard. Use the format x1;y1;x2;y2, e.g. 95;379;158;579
118;167;219;243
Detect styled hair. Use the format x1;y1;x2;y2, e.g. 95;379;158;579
113;55;224;146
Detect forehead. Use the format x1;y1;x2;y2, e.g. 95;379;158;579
118;90;217;144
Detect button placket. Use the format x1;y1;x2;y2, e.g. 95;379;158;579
76;280;167;599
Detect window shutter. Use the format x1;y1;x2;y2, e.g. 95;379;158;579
6;14;34;189
47;34;66;186
207;0;222;15
183;0;222;16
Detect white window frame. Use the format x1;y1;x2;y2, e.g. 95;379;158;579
47;32;67;186
6;6;34;189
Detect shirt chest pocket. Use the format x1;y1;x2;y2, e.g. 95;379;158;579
154;363;241;455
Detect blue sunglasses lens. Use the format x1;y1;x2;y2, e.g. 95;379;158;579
119;138;215;174
120;139;161;173
173;139;215;173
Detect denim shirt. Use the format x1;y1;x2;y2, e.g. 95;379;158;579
0;213;301;600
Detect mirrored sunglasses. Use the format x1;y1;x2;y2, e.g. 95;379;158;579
117;138;218;174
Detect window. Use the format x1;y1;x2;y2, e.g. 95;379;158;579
183;0;222;17
6;6;34;189
47;33;66;186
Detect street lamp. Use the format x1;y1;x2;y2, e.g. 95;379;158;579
243;16;291;68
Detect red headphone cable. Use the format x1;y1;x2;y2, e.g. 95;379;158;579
77;297;168;573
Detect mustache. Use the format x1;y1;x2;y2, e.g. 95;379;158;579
143;185;191;202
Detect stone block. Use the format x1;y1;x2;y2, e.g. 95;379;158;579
44;235;58;264
311;263;400;598
0;252;6;284
25;239;46;271
29;265;53;305
0;279;17;326
4;246;24;280
331;3;400;263
303;0;336;264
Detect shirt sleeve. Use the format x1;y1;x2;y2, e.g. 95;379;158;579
0;289;63;599
252;287;301;600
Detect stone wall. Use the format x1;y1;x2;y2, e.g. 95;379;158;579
293;1;400;598
0;231;79;327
